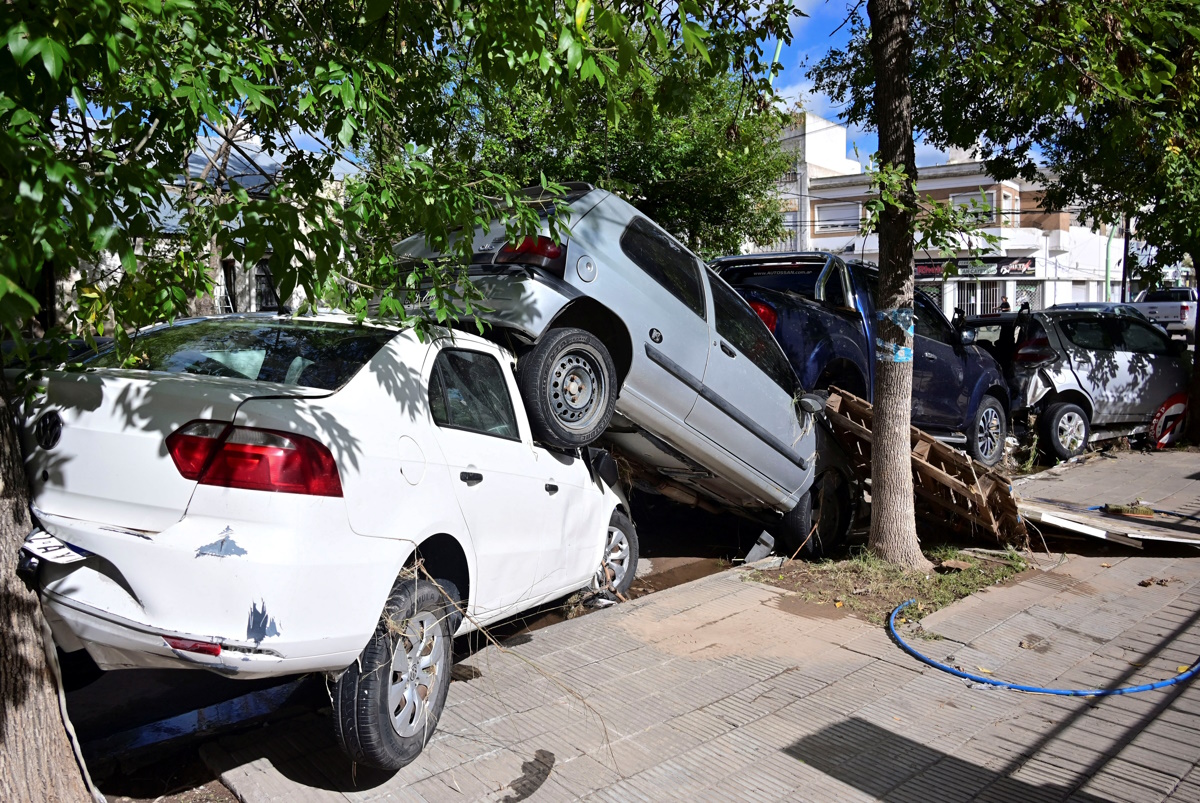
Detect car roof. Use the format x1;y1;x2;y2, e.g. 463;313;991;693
710;251;839;271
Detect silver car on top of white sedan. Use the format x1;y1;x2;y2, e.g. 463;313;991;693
18;313;634;770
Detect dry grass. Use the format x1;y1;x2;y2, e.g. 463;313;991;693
746;545;1030;624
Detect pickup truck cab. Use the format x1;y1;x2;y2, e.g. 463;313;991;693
715;252;1011;466
1131;287;1198;343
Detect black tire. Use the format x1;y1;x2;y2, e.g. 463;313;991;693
1040;402;1090;461
809;470;853;555
596;509;640;596
770;486;816;559
332;572;455;771
518;327;618;449
967;395;1006;467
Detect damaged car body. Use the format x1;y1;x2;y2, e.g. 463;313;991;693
395;183;839;554
18;313;635;770
958;308;1190;459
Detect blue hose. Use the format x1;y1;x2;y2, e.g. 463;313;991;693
888;599;1200;696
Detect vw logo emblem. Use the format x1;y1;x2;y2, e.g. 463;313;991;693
35;411;63;451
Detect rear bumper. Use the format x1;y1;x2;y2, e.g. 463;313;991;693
27;503;412;678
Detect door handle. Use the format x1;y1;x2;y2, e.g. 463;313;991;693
720;342;736;358
545;483;558;495
923;352;937;360
459;471;483;486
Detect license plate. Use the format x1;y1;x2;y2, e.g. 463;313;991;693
23;531;87;565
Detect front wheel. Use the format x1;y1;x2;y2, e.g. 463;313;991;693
518;328;618;449
332;572;454;771
1040;402;1090;461
595;509;640;596
967;395;1007;467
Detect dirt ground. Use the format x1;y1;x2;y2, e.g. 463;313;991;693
749;543;1031;625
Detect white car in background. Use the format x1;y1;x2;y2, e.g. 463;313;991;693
18;313;635;770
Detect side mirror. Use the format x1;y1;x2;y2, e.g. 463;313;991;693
960;328;977;345
799;393;827;415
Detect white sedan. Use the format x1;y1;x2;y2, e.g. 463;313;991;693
19;313;636;770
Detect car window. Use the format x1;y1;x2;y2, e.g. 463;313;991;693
1059;318;1115;351
1145;289;1193;302
87;318;395;390
719;265;820;298
1118;319;1171;355
619;217;706;320
429;349;520;440
913;294;954;345
708;270;797;392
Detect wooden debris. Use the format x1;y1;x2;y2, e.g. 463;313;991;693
824;388;1029;549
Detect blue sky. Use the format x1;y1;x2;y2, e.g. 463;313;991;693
773;0;949;168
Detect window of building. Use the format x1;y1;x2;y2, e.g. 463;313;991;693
949;190;996;224
1001;191;1020;227
814;202;861;233
1072;281;1088;302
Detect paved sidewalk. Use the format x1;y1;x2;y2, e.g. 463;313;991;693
201;545;1200;803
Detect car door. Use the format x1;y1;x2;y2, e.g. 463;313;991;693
425;346;560;618
1056;316;1122;422
912;293;966;428
588;209;711;424
684;269;812;503
1113;318;1188;421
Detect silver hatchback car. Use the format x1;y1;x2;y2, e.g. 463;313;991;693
396;184;835;553
961;309;1189;459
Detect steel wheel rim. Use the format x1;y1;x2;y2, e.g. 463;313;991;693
596;525;630;590
977;407;1002;461
388;611;443;738
547;344;607;432
1057;412;1086;453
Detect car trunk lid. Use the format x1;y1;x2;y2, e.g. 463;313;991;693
24;371;297;533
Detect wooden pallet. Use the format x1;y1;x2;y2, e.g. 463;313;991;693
825;389;1029;549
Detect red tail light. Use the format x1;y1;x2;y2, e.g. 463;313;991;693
166;421;343;497
495;235;566;277
1014;333;1057;364
748;300;778;332
1181;304;1189;321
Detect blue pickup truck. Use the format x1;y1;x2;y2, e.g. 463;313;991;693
714;252;1011;466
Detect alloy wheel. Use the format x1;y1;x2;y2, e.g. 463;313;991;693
1057;411;1087;454
977;406;1002;461
388;611;444;738
596;524;631;591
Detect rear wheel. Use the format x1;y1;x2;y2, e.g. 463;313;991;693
967;395;1006;467
518;328;618;448
332;572;454;771
1040;402;1090;461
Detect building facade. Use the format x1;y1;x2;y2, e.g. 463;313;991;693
757;118;1178;316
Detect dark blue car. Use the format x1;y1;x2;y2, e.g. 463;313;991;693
715;252;1011;466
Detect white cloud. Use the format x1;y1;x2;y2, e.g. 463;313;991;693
914;138;950;168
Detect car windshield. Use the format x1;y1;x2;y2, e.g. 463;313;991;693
87;319;396;390
720;264;821;298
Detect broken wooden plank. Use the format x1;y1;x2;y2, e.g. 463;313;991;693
825;388;1028;548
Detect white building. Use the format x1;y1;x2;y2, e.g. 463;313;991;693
758;119;1152;316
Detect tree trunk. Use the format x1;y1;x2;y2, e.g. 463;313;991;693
0;396;93;802
866;0;933;572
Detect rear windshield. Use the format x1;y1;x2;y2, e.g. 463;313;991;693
1144;289;1194;302
87;319;396;390
720;265;821;298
